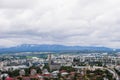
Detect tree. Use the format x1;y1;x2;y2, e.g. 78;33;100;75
60;66;75;72
43;64;50;72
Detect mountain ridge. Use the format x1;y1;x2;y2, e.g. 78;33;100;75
0;44;117;54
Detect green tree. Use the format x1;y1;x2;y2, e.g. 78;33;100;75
60;66;75;72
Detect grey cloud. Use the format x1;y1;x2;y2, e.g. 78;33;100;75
0;0;120;48
0;0;37;9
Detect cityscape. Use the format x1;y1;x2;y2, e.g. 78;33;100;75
0;0;120;80
0;50;120;80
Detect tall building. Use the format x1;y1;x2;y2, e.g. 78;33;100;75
48;53;52;71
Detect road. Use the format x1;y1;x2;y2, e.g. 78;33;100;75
106;68;119;80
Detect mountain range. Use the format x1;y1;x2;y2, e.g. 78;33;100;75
0;44;119;54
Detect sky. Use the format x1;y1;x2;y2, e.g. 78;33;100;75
0;0;120;48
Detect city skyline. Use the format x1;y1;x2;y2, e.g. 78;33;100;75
0;0;120;48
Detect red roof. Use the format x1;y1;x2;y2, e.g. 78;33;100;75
5;77;14;80
60;70;67;73
43;74;51;77
70;72;75;74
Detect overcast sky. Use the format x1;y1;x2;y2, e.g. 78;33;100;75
0;0;120;48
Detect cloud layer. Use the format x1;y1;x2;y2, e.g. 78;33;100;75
0;0;120;48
